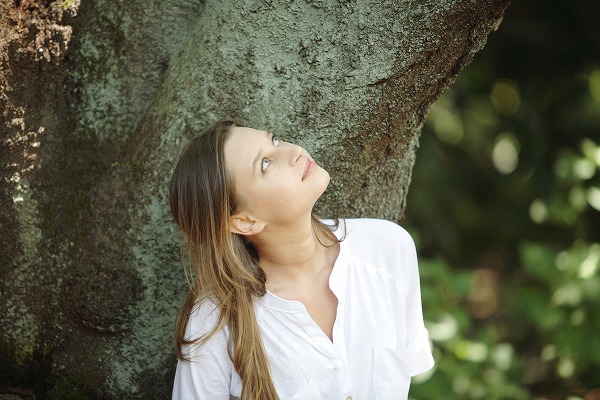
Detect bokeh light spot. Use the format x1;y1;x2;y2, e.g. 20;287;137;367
555;251;570;272
589;69;600;102
587;187;600;211
581;138;600;166
568;186;587;211
492;132;520;174
427;312;459;342
492;343;513;371
541;344;557;361
574;159;595;179
433;111;464;144
570;309;585;326
552;284;582;306
490;80;521;115
578;244;599;279
454;340;488;363
469;269;499;318
529;199;547;223
557;357;576;379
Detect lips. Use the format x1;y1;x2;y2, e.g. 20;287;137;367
302;160;316;180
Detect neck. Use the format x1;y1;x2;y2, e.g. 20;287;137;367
252;216;333;288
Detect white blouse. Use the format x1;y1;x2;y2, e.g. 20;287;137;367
173;218;434;399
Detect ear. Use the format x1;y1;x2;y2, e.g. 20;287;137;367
229;213;265;236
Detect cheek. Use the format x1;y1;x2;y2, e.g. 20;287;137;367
242;183;284;207
238;172;304;211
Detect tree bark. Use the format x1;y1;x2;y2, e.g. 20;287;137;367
1;0;510;398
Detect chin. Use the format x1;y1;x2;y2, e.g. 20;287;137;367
315;170;330;197
317;164;330;180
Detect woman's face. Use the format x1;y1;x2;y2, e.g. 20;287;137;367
224;126;330;226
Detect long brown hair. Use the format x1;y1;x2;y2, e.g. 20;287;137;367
169;121;339;399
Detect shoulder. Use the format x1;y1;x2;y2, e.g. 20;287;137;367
185;296;227;340
343;218;415;249
338;218;418;281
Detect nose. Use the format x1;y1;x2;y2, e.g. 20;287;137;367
283;142;304;166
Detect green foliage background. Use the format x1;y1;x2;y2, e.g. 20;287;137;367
405;1;600;399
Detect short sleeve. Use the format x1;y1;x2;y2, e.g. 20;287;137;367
172;299;233;399
402;230;435;376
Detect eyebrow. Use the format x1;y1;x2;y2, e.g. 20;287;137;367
252;131;273;174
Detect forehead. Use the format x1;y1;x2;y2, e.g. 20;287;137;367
224;126;267;177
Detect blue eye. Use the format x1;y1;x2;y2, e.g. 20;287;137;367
261;136;279;172
261;159;271;171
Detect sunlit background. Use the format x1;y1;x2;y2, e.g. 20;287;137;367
404;1;600;399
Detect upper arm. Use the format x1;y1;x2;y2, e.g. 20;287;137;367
172;300;233;399
362;219;434;376
357;219;435;375
396;226;435;376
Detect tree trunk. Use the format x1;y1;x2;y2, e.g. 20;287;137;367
0;0;510;398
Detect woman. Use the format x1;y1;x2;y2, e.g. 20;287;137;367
170;120;434;399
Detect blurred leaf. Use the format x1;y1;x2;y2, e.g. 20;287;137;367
520;242;560;283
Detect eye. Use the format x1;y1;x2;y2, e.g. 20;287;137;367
272;136;280;146
261;159;271;171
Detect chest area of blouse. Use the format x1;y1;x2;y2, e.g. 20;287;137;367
275;283;339;342
251;265;411;399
